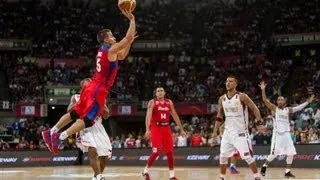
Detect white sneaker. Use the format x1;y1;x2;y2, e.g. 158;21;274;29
96;174;105;180
91;177;97;180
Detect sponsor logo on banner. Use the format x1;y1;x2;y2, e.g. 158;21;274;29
314;155;320;160
22;157;51;162
187;155;210;160
294;155;314;160
139;156;149;161
52;156;77;162
0;158;18;163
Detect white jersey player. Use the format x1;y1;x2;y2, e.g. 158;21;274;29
213;76;263;180
67;79;112;180
259;81;315;178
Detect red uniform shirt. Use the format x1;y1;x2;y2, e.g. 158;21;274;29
151;98;171;126
91;45;118;88
191;136;202;147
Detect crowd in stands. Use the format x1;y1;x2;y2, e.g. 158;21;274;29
0;0;320;151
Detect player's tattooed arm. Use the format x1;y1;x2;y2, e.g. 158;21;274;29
67;95;77;112
289;94;315;113
213;96;224;137
259;81;276;112
240;93;263;124
169;100;187;136
144;100;154;139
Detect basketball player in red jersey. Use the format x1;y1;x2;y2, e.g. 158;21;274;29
142;87;187;180
42;10;137;155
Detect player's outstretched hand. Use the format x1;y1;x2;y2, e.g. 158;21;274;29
259;81;267;90
308;94;315;104
144;130;151;139
121;9;134;20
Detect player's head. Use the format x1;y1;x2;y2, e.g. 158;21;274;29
80;78;91;89
226;75;238;91
97;29;116;45
155;87;166;99
276;96;287;108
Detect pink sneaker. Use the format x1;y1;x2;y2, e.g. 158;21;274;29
51;132;63;155
41;130;53;152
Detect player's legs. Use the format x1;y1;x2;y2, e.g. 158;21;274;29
284;132;296;178
142;126;162;179
230;152;240;174
261;132;277;176
219;134;235;179
99;156;107;173
163;127;176;179
234;135;260;179
88;147;102;178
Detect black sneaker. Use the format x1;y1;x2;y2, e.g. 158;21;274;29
285;171;296;178
255;177;261;180
169;177;178;180
142;172;151;180
219;178;224;180
260;166;267;176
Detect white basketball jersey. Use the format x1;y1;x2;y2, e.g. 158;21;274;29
274;107;290;133
222;93;249;134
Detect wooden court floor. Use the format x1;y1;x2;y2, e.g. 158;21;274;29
1;166;320;180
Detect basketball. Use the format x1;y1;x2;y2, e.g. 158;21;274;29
118;0;136;12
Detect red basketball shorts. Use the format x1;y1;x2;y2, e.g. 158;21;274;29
150;125;173;154
73;81;108;123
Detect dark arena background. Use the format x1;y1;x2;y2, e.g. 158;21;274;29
0;0;320;179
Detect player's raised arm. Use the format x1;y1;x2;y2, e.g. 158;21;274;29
259;81;276;112
169;100;186;136
117;32;138;60
144;100;154;139
288;94;315;113
213;96;224;137
67;95;77;112
109;10;136;56
240;93;263;124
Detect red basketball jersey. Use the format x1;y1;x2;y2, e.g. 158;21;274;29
151;98;172;125
92;45;118;88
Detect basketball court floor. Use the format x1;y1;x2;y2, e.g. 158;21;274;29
1;166;320;180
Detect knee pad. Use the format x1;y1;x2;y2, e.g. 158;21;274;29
219;156;228;164
286;155;294;164
84;117;94;128
70;110;79;121
243;156;255;164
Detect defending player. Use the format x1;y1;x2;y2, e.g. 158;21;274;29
259;81;315;178
213;76;263;180
142;87;187;180
42;10;137;154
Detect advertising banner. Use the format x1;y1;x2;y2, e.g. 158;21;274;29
175;103;214;115
0;150;79;167
82;145;320;168
1;145;320;168
110;105;138;116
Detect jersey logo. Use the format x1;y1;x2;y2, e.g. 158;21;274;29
155;101;159;105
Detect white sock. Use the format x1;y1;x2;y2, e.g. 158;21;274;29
50;126;59;136
96;174;104;180
59;131;68;140
230;163;235;167
253;173;260;178
220;174;225;178
169;170;175;178
285;169;290;173
143;166;149;174
91;177;97;180
263;163;268;167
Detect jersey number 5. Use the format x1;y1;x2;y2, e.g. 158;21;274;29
96;52;102;72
